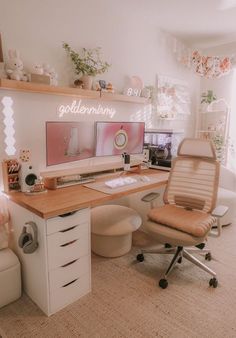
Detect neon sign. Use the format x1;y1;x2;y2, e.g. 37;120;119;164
58;100;116;118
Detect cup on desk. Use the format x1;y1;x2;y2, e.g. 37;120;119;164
122;153;130;171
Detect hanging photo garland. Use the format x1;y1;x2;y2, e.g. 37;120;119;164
169;35;233;79
192;51;232;79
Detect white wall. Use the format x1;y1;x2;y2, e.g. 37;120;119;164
201;42;236;172
0;0;200;185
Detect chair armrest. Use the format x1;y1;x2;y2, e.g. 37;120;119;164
141;192;160;203
209;205;229;237
211;205;229;218
141;192;160;209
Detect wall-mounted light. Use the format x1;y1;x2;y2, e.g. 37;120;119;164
2;96;16;155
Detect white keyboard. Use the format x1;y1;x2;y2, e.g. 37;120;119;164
104;176;137;189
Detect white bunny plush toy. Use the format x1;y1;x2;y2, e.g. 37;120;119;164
6;49;28;81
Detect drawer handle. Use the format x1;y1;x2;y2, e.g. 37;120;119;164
59;211;77;218
61;259;78;268
60;226;76;233
62;278;78;288
60;239;78;247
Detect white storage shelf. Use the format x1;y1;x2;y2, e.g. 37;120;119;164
196;101;229;164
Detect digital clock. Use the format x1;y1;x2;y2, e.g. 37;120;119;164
125;87;142;97
123;76;143;97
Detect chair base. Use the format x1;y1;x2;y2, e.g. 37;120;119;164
137;245;217;288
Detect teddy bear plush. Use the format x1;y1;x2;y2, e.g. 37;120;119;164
6;49;28;81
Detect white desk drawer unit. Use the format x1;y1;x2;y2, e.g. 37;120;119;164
46;208;90;235
47;222;89;269
49;255;90;289
46;208;91;314
50;273;90;314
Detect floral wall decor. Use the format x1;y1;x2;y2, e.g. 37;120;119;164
167;33;234;79
192;51;231;79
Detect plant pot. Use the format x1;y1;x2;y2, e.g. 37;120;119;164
80;75;94;90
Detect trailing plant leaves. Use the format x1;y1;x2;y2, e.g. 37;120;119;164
63;43;110;76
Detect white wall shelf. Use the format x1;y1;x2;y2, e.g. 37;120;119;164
196;99;229;164
0;79;149;104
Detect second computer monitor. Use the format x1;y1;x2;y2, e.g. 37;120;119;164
95;121;145;156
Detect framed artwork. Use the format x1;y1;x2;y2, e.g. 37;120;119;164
156;75;191;118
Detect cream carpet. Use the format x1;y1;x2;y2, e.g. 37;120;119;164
0;221;236;338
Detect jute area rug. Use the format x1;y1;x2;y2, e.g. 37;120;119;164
0;221;236;338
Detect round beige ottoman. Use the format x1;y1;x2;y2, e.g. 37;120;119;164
218;187;236;225
91;205;142;257
0;248;21;308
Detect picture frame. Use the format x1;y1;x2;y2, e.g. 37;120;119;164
155;74;191;119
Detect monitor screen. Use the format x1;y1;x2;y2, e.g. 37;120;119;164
46;121;94;166
95;121;145;156
144;131;172;158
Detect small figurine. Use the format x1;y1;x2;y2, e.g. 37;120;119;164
42;63;58;86
74;79;84;88
106;82;114;93
99;80;106;89
31;64;44;75
93;81;101;91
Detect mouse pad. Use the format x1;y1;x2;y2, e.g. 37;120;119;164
83;173;168;195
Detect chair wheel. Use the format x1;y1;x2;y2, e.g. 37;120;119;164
159;279;168;289
136;253;144;262
196;243;205;250
177;257;182;264
205;252;212;261
165;243;172;248
209;277;218;288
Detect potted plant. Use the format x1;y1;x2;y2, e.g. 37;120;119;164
63;42;110;89
201;90;217;104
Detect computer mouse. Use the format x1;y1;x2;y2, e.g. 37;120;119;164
140;175;151;182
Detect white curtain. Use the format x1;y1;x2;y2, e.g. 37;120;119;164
0;193;9;249
229;69;236;173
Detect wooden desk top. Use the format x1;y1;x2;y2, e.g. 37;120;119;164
6;169;168;219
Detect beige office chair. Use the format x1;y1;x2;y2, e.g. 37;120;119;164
137;138;227;289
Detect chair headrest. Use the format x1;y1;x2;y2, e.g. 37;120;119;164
177;138;217;160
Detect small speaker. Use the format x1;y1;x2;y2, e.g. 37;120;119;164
143;148;150;162
19;163;37;192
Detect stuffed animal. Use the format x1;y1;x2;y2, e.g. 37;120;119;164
42;63;58;86
31;63;44;75
6;49;28;81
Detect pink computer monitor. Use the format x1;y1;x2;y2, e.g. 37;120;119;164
46;121;94;166
95;121;145;156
